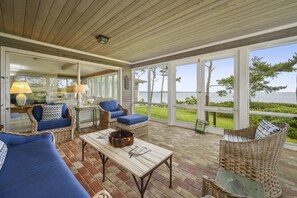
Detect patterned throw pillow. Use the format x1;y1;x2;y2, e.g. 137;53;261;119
255;120;280;139
0;140;8;171
42;104;63;121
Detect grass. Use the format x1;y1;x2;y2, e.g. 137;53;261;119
135;105;296;144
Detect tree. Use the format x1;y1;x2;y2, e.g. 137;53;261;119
205;61;214;122
159;65;168;103
150;67;158;103
217;53;297;98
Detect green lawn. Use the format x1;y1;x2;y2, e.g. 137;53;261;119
135;105;296;144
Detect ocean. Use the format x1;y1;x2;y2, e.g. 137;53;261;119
137;92;297;104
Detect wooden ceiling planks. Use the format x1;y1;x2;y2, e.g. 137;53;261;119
1;0;297;63
0;0;14;34
13;0;26;37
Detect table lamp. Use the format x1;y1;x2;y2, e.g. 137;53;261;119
75;84;86;107
10;82;32;106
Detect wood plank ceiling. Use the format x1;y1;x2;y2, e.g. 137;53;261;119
1;0;297;63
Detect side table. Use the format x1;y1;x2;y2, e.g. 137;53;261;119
74;106;98;132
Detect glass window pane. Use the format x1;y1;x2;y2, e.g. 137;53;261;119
176;107;196;123
134;68;148;102
249;43;297;113
206;111;234;129
134;104;148;116
204;57;235;107
150;105;168;120
150;65;168;104
113;75;117;100
176;64;197;104
249;114;297;144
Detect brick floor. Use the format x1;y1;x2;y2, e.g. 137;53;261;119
56;122;297;198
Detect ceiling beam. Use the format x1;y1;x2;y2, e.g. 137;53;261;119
61;63;75;70
81;69;116;79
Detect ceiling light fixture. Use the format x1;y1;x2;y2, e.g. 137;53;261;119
96;35;109;44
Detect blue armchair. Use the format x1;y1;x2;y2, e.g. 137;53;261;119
98;100;128;129
27;103;75;143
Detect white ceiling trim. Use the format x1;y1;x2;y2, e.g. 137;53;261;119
131;22;297;65
0;32;131;64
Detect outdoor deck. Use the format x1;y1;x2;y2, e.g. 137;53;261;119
57;121;297;198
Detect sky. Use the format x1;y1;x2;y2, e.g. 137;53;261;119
136;42;297;92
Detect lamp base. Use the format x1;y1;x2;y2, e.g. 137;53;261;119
16;93;27;106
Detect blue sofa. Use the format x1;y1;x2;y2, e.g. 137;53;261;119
27;103;75;143
98;100;128;129
0;132;89;198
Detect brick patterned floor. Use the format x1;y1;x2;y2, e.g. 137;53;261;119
56;122;297;198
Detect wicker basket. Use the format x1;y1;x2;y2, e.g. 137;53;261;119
109;130;134;148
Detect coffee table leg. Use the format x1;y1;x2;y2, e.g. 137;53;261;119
81;140;87;161
132;172;153;198
99;152;109;182
169;155;172;188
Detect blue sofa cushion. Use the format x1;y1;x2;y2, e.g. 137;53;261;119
0;138;89;198
100;100;119;112
33;103;68;121
117;114;148;125
111;110;126;118
38;118;71;131
32;105;43;121
0;140;7;171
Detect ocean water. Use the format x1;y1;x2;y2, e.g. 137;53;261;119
137;92;297;104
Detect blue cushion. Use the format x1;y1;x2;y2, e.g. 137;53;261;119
0;138;89;198
0;140;7;171
37;118;71;131
32;105;43;121
0;133;53;148
117;114;148;125
49;103;67;118
111;110;126;118
100;100;119;112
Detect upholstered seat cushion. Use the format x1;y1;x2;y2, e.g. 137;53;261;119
117;114;148;125
0;138;89;198
32;103;68;122
111;110;126;118
223;134;249;142
37;118;71;131
100;100;119;112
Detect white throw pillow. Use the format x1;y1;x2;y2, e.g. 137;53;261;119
42;104;63;121
255;120;280;139
0;140;8;170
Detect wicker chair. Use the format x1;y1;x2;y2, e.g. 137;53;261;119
27;104;75;143
98;100;128;129
209;123;288;198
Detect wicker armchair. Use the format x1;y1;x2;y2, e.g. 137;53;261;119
98;100;128;129
27;104;75;143
213;123;288;198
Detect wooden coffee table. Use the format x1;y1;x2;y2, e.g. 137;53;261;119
80;129;173;198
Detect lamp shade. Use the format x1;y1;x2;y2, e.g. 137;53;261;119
10;82;32;94
74;84;86;93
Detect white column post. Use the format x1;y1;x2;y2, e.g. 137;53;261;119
77;63;82;107
167;62;176;125
237;47;249;129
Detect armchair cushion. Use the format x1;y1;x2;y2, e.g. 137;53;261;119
32;105;43;121
117;114;148;125
111;110;126;118
100;100;119;112
32;103;68;121
42;104;63;121
255;120;280;139
0;140;7;171
223;134;248;142
38;118;71;131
